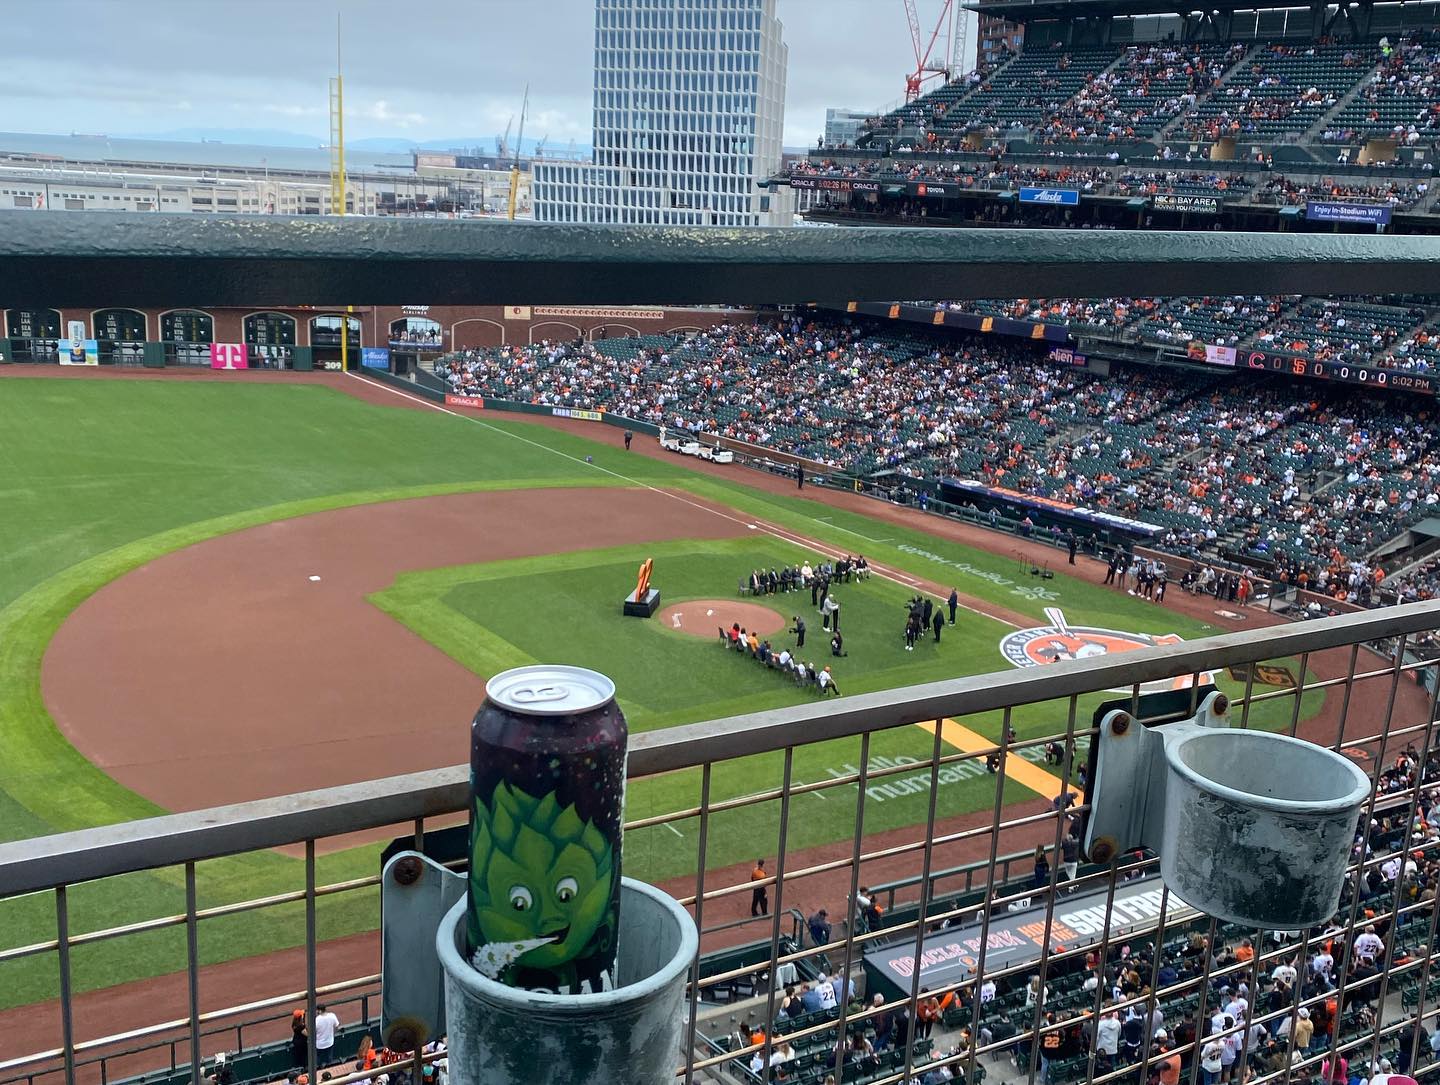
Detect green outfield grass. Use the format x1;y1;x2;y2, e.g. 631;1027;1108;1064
0;376;1320;1009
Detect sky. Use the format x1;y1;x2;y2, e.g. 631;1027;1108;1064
0;0;940;151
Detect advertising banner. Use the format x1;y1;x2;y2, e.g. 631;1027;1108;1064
67;319;87;343
445;394;485;409
1188;342;1237;366
1048;347;1087;367
210;343;249;370
1152;193;1221;214
552;407;602;421
361;347;391;370
909;181;955;198
502;306;532;321
849;301;1073;345
58;339;99;366
1019;187;1080;206
1305;201;1392;226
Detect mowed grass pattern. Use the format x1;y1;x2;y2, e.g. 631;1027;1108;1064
0;376;1320;1007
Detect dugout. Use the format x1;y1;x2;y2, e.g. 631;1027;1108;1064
863;876;1183;1004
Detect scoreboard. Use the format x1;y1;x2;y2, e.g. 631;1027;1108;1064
160;311;214;344
244;313;297;347
94;309;147;342
6;309;61;340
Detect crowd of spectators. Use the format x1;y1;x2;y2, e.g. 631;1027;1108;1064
1035;42;1247;143
433;314;1440;597
718;756;1440;1085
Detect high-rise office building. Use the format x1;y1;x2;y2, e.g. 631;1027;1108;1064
823;108;869;148
533;0;791;227
978;14;1024;65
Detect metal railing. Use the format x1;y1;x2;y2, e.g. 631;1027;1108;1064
2;601;1440;1085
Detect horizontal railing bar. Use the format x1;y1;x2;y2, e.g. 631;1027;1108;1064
1;601;1434;896
0;975;380;1073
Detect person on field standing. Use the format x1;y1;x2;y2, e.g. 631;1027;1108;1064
751;859;770;916
948;588;958;625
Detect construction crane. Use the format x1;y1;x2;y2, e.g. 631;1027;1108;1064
506;85;529;221
902;0;960;102
497;117;513;160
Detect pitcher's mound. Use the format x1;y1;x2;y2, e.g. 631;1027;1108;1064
659;599;787;639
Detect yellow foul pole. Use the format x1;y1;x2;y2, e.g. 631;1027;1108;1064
333;12;352;373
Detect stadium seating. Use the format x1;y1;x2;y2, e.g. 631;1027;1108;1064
1323;37;1440;144
430;305;1440;600
1137;296;1284;347
1256;298;1425;363
1036;43;1248;142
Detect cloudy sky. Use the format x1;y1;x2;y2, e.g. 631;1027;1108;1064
0;0;933;149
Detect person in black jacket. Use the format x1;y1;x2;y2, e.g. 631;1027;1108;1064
932;610;944;643
289;1011;308;1069
791;615;806;648
948;588;959;625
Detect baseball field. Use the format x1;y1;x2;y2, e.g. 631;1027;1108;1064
0;370;1343;1013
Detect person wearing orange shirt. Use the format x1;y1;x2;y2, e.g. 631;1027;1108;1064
750;859;769;916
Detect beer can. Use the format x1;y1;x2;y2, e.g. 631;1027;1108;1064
467;665;627;995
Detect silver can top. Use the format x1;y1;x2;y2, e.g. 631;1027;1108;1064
485;665;617;717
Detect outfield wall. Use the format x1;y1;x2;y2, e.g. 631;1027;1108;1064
0;304;754;369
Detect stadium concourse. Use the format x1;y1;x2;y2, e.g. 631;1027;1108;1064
426;311;1440;613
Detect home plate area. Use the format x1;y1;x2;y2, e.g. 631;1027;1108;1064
658;599;787;639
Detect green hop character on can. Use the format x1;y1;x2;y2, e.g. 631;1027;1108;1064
467;780;617;993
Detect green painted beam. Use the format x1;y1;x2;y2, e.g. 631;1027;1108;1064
0;210;1436;306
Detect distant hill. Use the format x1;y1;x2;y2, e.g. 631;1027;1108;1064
113;128;588;158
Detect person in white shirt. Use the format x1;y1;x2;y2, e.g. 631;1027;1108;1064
1354;926;1385;964
313;1005;340;1063
1312;950;1334;981
816;973;838;1010
1271;961;1298;986
980;979;996;1004
1096;1012;1121;1060
1201;1039;1224;1085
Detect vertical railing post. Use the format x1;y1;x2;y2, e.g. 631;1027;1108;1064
305;840;318;1083
185;862;202;1084
54;887;75;1085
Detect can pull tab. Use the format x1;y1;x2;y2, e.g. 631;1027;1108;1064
510;684;570;705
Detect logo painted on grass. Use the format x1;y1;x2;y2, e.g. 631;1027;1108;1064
895;544;1060;602
998;608;1209;693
